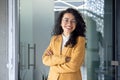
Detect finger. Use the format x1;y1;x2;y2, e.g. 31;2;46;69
45;50;53;56
47;50;53;55
45;52;49;56
45;51;51;56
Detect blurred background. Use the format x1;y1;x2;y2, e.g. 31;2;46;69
0;0;120;80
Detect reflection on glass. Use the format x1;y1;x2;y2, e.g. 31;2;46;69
86;0;104;36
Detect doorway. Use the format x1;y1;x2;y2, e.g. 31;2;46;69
18;0;116;80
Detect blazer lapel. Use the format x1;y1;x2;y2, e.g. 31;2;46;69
62;46;69;55
54;35;69;55
59;35;69;55
54;35;62;55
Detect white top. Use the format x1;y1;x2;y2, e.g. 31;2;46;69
62;34;70;49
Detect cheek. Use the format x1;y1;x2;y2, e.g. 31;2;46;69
73;25;76;30
61;23;65;28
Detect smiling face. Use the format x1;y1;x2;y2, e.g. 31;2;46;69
61;13;76;36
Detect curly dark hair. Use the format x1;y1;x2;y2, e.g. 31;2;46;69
52;8;86;47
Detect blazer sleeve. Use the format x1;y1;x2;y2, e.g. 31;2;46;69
42;36;66;66
52;37;85;73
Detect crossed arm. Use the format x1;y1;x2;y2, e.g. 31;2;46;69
42;48;70;66
42;37;85;73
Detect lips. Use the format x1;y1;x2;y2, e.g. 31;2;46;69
65;26;72;30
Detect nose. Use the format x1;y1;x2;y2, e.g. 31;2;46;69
67;21;72;26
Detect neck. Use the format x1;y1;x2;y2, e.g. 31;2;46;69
63;32;70;37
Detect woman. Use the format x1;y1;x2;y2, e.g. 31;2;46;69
42;8;86;80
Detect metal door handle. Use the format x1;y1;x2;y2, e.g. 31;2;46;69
28;44;36;69
111;61;119;66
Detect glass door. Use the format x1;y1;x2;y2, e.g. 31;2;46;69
54;0;115;80
19;0;34;80
82;0;114;80
18;0;54;80
83;0;114;80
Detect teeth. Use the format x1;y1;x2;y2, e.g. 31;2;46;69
66;27;71;29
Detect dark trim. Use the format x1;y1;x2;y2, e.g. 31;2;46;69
112;0;116;80
113;0;118;80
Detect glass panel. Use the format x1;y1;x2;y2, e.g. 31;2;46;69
19;0;34;80
19;0;54;80
54;0;114;80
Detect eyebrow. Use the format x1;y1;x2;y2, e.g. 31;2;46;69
63;18;75;20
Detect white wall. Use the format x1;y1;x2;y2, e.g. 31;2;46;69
0;0;9;80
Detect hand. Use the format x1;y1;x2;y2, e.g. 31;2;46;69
65;57;71;62
45;50;53;56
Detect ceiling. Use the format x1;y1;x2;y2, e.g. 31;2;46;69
54;0;87;11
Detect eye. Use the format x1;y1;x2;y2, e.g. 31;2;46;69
71;20;76;23
62;19;69;23
62;18;76;24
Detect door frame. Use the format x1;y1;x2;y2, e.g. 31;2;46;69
8;0;19;80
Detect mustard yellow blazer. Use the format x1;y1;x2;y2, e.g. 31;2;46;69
42;35;85;80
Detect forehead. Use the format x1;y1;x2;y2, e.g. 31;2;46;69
62;13;75;19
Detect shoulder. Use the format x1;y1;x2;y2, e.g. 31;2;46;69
73;36;86;49
77;36;86;42
50;35;61;41
76;36;86;45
